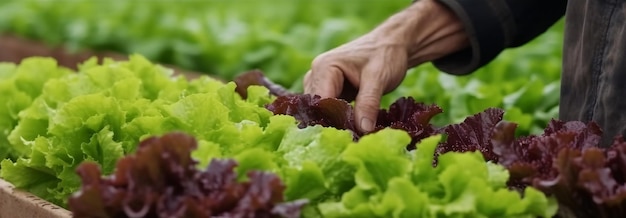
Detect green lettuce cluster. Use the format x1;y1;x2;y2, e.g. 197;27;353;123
317;132;556;217
0;55;274;206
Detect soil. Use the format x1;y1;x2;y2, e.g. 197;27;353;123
0;34;204;80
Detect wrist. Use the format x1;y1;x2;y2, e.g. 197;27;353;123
368;0;469;67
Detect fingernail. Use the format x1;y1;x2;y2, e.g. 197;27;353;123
360;117;374;133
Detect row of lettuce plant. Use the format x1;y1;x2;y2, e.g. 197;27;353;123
6;55;624;217
1;56;558;217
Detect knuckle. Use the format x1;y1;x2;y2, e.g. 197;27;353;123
312;51;347;71
357;93;381;109
359;93;379;102
311;53;332;69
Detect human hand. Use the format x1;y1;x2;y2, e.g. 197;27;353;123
303;35;409;133
304;0;468;133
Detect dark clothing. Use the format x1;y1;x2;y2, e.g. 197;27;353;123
432;0;626;147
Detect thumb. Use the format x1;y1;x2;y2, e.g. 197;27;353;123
354;74;384;134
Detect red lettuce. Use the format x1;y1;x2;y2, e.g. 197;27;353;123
266;94;443;146
376;97;443;149
68;132;306;218
491;120;601;188
489;120;626;217
234;70;292;99
266;94;356;131
435;108;504;161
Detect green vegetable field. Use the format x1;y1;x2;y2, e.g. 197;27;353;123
5;1;619;218
0;0;564;135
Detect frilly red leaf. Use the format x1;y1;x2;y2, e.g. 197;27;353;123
68;132;307;218
489;119;626;217
266;95;356;131
435;108;504;161
376;97;443;149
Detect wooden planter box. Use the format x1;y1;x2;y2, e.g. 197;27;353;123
0;179;72;218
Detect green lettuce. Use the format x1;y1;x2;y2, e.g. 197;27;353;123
0;55;275;207
0;58;70;160
317;131;557;218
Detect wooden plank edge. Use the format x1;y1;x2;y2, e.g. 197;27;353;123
0;178;72;218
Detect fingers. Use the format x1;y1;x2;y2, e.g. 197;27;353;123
354;67;384;133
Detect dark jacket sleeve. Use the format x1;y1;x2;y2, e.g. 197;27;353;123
429;0;567;75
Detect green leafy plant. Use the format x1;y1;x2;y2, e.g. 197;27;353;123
0;55;274;206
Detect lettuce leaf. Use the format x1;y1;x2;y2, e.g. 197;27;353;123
490;120;626;217
0;58;70;160
435;108;504;162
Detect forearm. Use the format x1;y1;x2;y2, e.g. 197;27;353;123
365;0;469;68
431;0;566;74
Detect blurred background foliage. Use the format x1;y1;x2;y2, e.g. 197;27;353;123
0;0;563;135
